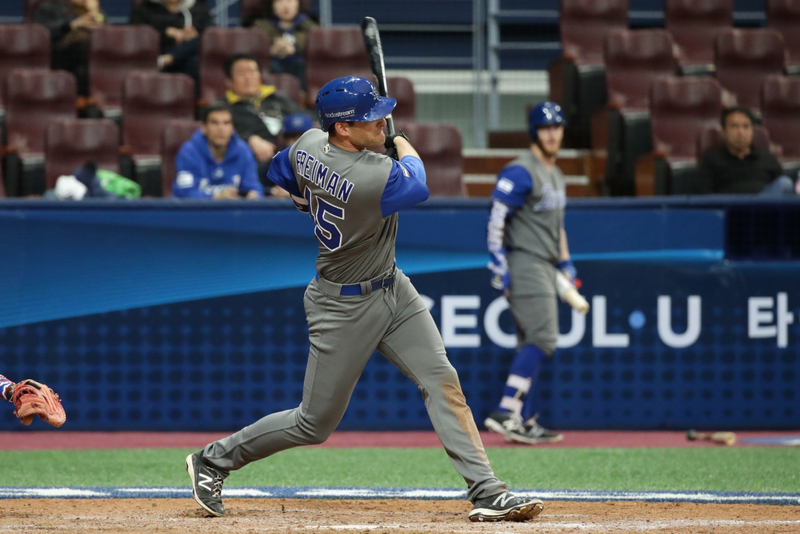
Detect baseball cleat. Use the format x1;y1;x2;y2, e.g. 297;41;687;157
484;410;563;444
185;451;226;517
468;491;544;522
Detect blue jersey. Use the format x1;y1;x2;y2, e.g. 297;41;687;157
173;130;264;199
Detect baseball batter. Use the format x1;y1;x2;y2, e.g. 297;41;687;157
185;76;543;522
484;102;574;445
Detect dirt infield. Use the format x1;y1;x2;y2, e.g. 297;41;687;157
1;498;798;533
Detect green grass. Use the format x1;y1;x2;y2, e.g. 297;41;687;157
2;447;798;493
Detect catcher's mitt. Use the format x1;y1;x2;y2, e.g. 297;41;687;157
11;379;66;427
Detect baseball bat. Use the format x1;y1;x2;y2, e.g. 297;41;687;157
555;271;590;315
686;429;737;446
361;16;395;135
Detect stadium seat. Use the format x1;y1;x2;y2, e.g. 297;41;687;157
387;77;416;122
598;29;677;196
767;0;800;74
262;71;303;105
395;122;465;197
89;25;160;118
714;28;786;113
122;72;195;196
199;28;271;103
305;27;372;105
665;0;733;74
161;119;202;197
637;76;722;195
761;75;800;173
3;69;77;196
0;24;51;125
548;0;628;148
45;118;120;190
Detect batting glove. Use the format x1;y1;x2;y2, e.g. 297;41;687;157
488;253;510;294
384;131;409;161
558;259;577;284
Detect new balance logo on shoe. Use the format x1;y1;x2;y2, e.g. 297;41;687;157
468;491;544;522
198;472;213;492
493;493;514;507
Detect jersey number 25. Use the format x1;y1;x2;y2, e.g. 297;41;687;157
305;188;344;251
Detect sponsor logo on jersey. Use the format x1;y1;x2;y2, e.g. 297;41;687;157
295;150;356;203
323;144;330;154
534;184;566;211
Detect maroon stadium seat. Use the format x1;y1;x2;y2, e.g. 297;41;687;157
0;24;50;116
650;76;722;161
122;72;195;196
395;122;465;197
761;75;800;162
560;0;628;66
643;76;722;194
305;27;372;105
5;69;76;158
714;28;786;113
89;25;160;116
261;71;303;105
161;119;202;197
199;28;271;103
767;0;800;72
122;72;196;158
45;118;120;190
550;0;628;148
387;77;416;122
665;0;733;71
599;29;677;195
3;69;76;195
604;29;677;112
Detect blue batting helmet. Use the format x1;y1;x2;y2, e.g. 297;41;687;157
282;113;314;135
315;76;396;132
529;101;566;141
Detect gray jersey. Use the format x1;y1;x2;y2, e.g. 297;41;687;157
289;129;396;284
502;151;566;265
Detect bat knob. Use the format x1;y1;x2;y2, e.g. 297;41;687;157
686;429;697;440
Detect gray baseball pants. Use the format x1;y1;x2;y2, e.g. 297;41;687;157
203;269;507;502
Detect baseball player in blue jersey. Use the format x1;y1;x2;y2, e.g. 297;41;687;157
185;76;544;522
0;375;14;403
484;102;573;445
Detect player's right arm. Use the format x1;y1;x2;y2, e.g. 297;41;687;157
487;166;532;291
172;145;213;199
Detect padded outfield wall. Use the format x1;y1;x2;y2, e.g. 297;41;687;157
0;197;798;431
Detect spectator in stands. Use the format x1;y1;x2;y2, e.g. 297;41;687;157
253;0;318;89
33;0;105;96
129;0;211;83
224;53;305;189
173;102;264;199
279;112;314;149
698;107;795;196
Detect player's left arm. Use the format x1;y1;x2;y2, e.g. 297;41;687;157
266;147;308;212
380;154;428;216
558;228;577;283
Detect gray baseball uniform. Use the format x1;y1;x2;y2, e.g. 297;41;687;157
490;151;566;354
202;129;507;502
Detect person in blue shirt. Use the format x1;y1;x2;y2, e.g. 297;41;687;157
173;102;264;199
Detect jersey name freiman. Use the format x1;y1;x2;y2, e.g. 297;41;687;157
294;149;355;203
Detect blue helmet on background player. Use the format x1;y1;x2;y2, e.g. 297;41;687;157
528;102;566;142
315;76;397;132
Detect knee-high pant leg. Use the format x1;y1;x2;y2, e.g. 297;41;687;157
203;280;393;475
377;272;507;502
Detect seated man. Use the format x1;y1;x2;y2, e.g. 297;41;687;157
697;106;794;196
173;102;264;199
223;53;305;172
